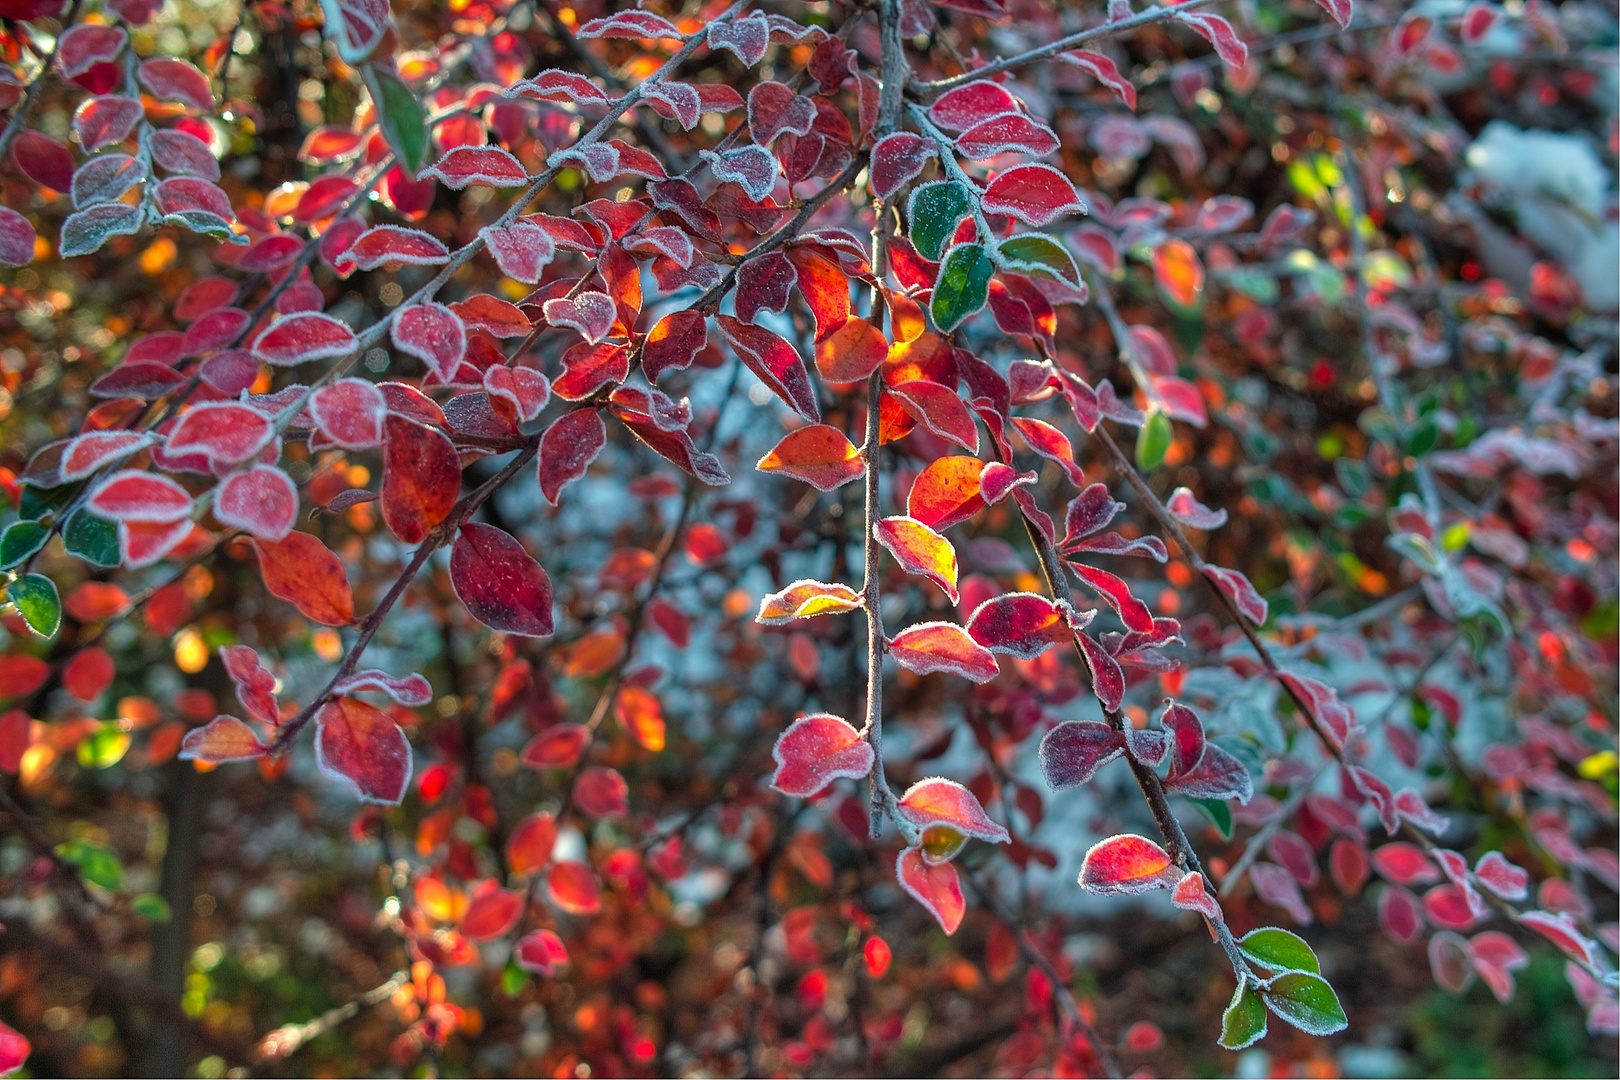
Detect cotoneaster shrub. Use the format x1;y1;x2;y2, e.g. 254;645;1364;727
0;0;1613;1074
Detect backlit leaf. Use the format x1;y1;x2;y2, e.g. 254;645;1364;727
315;697;413;804
771;713;872;797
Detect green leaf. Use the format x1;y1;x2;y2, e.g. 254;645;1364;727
56;838;123;891
60;202;143;258
930;242;994;333
1136;410;1172;471
18;481;75;518
995;233;1081;288
8;573;60;638
0;520;48;570
365;63;429;177
133;893;172;922
908;180;973;262
162;210;246;243
1190;797;1232;840
64;509;120;568
1239;926;1320;974
1262;970;1348;1035
77;722;131;769
501;958;529;997
1220;975;1268;1050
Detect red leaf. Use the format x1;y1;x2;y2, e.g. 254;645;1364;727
896;847;965;934
1277;671;1354;750
424;145;528;189
310;378;386;450
538;408;606;504
715;315;820;422
1467;931;1528;1004
1176;12;1248;68
543;292;618;345
74;95;143;151
507;69;610;105
889;381;978;452
756;425;865;491
0;710;29;772
1330;837;1370;895
168;402;273;467
642;310;707;383
522;724;589;769
757;580;863;624
1202;564;1268;625
547;861;600;914
1166;486;1227;529
966;591;1067;659
315;697;412;804
907;456;986;530
0;1021;27;1077
254;311;357;366
702;144;778;201
1011;417;1085;487
215;465;297;541
0;654;50;698
1312;0;1352;30
814;316;887;383
929;80;1020;131
1372;842;1438;886
119;518;193;568
393;302;466;384
981;163;1086;226
898;777;1009;843
864;936;892;977
480;221;555;284
576;10;683;38
59;430;157;482
178;715;267;763
874;516;958;602
771;713;873;797
747;81;816;146
460;880;523;940
89;360;188;400
1473;851;1529;901
1039;720;1124;789
956;112;1059;159
1517;910;1596;966
507;811;558;875
1075;632;1125;711
1253;862;1314;924
1061;50;1136;110
137;57;213;110
515;930;569;975
381;416;459;544
88;469;193;522
252;531;354;626
1069;563;1154;632
869;132;936;200
1171;870;1224;922
887;622;999;683
12;130;75;191
735;252;797;325
61;645;113;700
347;225;450;271
333;670;430;707
575;766;629;818
1080;834;1178;894
449;523;555;637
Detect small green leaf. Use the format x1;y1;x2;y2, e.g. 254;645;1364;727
1190;797;1233;840
1262;970;1348;1035
908;180;973;262
1220;974;1267;1050
995;233;1081;288
64;509;120;568
365;63;429;176
162;210;245;243
8;573;61;638
133;893;172;922
18;481;75;519
0;520;49;570
1136;410;1172;471
1239;927;1321;974
930;242;993;333
77;722;131;769
56;838;124;891
501;958;529;997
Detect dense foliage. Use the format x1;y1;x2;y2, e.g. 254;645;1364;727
0;0;1614;1074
